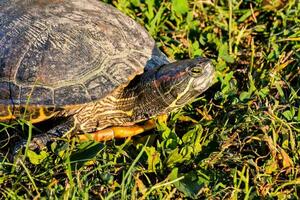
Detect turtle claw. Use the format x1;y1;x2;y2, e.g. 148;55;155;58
12;134;55;155
29;134;53;150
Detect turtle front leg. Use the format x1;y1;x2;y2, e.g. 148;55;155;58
14;118;77;154
78;119;156;142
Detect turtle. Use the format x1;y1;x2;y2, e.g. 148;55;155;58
0;0;215;150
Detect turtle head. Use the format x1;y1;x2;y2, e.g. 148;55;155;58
154;57;215;111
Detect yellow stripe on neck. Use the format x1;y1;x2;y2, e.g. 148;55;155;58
165;79;194;111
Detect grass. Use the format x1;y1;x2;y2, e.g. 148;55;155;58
0;0;300;199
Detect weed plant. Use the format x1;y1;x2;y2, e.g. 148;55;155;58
0;0;299;199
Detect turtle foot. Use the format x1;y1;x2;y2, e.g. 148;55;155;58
13;118;76;155
78;119;156;142
13;134;56;155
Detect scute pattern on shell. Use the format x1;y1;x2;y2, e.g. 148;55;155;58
0;0;169;106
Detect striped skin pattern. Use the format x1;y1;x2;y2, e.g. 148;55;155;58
0;0;215;141
74;58;215;133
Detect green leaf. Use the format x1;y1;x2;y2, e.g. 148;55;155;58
199;34;206;46
51;141;69;158
145;147;161;172
282;110;294;121
237;10;252;22
169;168;209;198
182;129;195;144
218;43;234;63
145;0;155;20
27;150;49;165
253;24;267;32
274;81;285;97
130;0;140;7
259;87;270;98
172;0;189;15
192;41;203;57
220;71;234;91
239;91;251;101
167;148;183;167
169;167;179;180
70;142;104;170
193;125;204;154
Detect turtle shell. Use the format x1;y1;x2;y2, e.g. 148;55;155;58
0;0;169;108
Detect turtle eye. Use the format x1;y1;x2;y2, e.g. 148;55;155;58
190;67;203;76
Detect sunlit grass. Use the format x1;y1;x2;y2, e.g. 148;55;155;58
1;0;300;199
